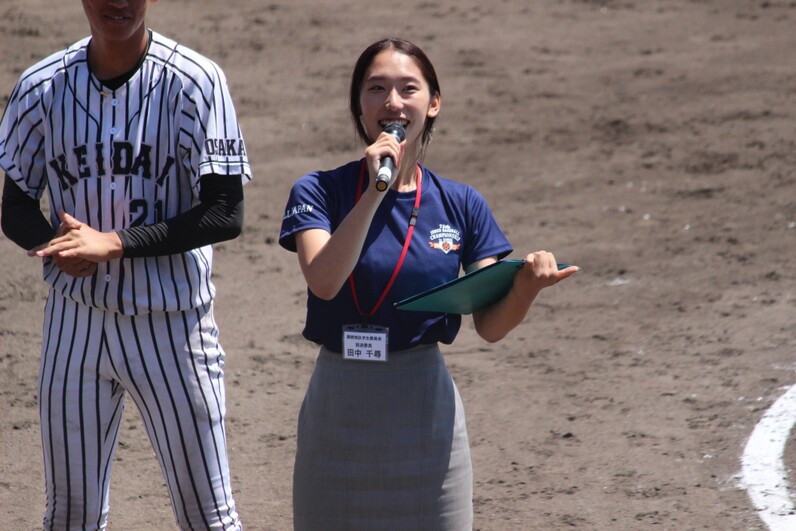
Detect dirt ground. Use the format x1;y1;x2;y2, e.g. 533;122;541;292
2;0;795;529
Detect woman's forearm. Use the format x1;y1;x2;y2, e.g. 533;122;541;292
297;189;384;300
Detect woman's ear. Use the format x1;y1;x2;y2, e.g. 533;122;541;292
427;92;441;118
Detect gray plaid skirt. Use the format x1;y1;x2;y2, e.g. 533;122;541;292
293;343;473;530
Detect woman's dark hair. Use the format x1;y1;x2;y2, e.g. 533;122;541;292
349;37;441;158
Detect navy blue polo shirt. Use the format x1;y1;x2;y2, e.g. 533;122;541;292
279;160;512;352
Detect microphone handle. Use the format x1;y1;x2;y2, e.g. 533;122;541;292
375;157;396;192
375;122;405;192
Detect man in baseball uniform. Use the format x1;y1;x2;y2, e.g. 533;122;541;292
0;1;250;528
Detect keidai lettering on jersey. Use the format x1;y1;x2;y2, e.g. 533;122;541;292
48;141;175;189
48;137;244;191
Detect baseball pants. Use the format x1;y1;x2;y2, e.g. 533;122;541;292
39;289;241;530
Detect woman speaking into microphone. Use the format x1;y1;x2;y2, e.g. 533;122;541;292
279;37;578;530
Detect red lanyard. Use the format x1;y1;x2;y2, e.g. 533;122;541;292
348;160;422;322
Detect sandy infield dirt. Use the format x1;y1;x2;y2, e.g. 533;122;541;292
1;1;795;529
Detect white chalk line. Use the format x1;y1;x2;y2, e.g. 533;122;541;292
741;383;796;530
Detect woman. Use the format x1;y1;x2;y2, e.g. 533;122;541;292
279;37;578;530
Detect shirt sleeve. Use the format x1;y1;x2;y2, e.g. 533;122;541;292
185;58;251;186
461;186;513;268
0;75;48;200
0;174;54;251
278;171;336;252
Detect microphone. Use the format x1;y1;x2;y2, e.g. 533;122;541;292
375;122;406;192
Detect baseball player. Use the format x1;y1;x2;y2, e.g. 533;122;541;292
0;1;249;529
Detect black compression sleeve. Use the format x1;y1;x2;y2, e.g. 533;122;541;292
117;173;244;258
1;175;55;251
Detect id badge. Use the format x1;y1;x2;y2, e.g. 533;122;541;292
342;324;389;362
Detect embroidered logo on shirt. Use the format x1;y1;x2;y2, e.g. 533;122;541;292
428;224;462;254
204;138;247;157
283;204;314;219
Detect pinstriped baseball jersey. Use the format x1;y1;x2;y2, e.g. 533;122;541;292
0;30;251;314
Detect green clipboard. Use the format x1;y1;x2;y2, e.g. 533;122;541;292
395;259;572;315
395;259;524;315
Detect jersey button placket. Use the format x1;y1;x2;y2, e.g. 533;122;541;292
107;124;117;192
105;91;119;136
106;97;118;192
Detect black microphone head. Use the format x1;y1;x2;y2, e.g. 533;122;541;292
383;121;406;142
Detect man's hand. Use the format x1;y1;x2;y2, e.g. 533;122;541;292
28;211;122;276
